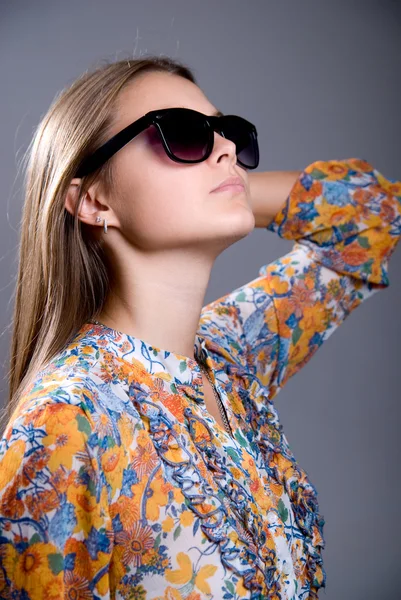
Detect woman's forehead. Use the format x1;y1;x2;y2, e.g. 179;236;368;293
115;71;220;125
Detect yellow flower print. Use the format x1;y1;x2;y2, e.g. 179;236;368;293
0;439;26;489
250;477;274;511
236;577;249;598
43;577;64;600
194;564;218;594
173;487;185;503
162;515;175;532
64;354;79;366
314;197;353;230
301;303;331;335
228;530;239;544
179;510;194;528
287;334;310;369
165;554;217;594
137;428;152;447
272;452;296;481
81;345;95;355
269;480;285;499
228;389;246;417
145;473;172;521
375;170;401;196
267;274;289;295
41;421;85;471
66;482;108;534
109;543;127;584
10;542;62;599
109;494;140;530
165;552;192;585
142;548;159;566
118;413;136;452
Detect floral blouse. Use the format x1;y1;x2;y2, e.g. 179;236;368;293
0;159;400;600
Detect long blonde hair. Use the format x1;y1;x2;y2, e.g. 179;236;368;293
4;55;197;426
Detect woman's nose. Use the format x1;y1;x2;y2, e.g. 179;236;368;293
212;130;237;163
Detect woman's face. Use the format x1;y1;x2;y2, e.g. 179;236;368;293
100;71;255;254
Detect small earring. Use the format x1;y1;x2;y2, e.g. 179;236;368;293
103;218;108;234
95;216;101;223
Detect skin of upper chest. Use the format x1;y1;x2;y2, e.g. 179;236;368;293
200;371;227;431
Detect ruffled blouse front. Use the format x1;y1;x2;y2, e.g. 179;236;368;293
0;158;400;600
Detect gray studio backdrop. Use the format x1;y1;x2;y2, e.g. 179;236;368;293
1;1;400;598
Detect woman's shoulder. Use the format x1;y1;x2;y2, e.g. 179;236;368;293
1;362;93;448
2;332;142;439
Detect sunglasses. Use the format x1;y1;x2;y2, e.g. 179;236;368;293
75;107;259;178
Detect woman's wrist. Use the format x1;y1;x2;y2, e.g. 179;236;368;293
248;170;301;228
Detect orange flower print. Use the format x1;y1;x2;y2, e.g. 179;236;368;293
101;443;128;492
287;279;316;318
110;495;140;530
115;521;154;567
307;160;349;181
21;446;51;486
162;393;187;421
152;587;184;600
0;475;25;519
341;242;368;266
25;488;60;520
64;571;93;600
131;440;160;478
48;466;76;494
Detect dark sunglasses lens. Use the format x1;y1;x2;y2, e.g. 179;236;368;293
160;111;210;161
220;116;258;169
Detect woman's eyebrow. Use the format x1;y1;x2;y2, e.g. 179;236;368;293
213;109;224;117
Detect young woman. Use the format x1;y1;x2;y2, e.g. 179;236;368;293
0;56;399;600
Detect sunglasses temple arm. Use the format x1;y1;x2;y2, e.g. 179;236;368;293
75;115;151;177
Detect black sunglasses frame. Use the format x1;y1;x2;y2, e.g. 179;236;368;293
75;107;259;178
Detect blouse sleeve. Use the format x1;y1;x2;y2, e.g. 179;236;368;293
200;158;401;401
0;401;113;598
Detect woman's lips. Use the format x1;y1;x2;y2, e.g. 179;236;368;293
211;183;245;193
210;175;245;193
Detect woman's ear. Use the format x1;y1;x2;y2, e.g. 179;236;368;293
65;178;119;229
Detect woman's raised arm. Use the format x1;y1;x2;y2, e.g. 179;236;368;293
199;158;401;401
